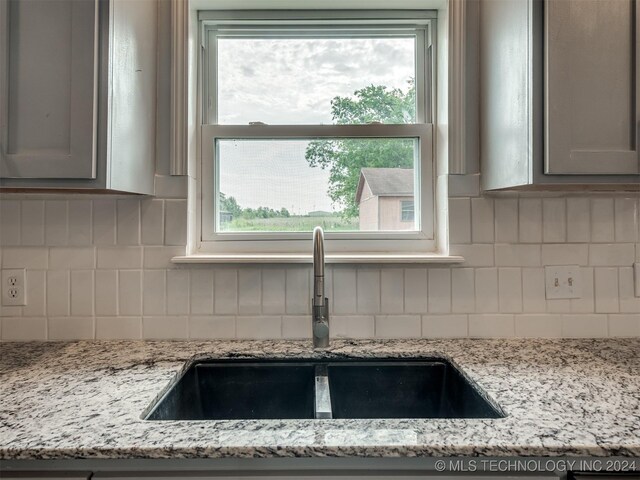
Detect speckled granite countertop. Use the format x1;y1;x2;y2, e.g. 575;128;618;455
1;339;639;460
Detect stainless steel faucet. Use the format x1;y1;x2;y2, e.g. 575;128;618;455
312;226;329;349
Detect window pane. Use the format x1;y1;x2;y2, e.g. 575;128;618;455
216;37;416;125
216;138;419;232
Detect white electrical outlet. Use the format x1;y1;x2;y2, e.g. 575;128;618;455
634;263;640;298
544;265;581;300
1;269;27;306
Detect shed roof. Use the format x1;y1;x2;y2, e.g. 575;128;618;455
355;168;414;203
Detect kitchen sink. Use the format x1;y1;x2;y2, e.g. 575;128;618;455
144;358;504;420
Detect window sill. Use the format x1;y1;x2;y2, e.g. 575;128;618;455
171;253;465;265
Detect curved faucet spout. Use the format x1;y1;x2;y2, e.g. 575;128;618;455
313;226;325;307
312;226;329;349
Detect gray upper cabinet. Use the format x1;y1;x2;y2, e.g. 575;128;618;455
546;0;639;176
1;0;98;179
0;0;156;194
480;0;640;190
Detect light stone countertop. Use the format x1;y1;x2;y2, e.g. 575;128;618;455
0;338;638;460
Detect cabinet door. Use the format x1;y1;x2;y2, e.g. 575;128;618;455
545;0;640;175
0;0;98;179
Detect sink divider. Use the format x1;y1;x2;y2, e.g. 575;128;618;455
314;364;332;419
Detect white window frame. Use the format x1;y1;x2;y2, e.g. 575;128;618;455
400;200;415;223
195;10;438;258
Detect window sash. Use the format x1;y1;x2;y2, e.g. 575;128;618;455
204;23;430;125
199;124;434;250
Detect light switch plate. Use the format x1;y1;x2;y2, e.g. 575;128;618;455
544;265;581;300
634;263;640;298
1;269;27;306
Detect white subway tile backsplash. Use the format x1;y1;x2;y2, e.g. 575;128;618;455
594;267;619;313
542;198;566;243
45;201;68;246
164;200;187;246
357;269;380;314
561;314;608;337
566;198;590;243
518;198;542;243
50;247;95;270
286;268;310;315
0;200;20;245
92;200;116;245
495;199;518;243
143;246;184;269
238;269;261;315
380;269;404;314
118;270;142;316
262;268;285;314
143;270;166;315
190;269;214;315
214;269;237;314
449;244;494;266
495;244;541;267
468;314;514;337
48;317;93;340
189;315;235;339
117;199;140;245
96;316;142;339
236;316;281;339
522;267;546;313
570;267;594;314
428;268;451;313
95;270;118;316
375;315;421;338
404;268;428;313
589;243;635;266
282;315;312;339
541;244;589;266
71;270;94;316
331;315;375;338
474;268;499;313
449;198;471;244
422;314;467;338
614;198;638;242
618;267;640;313
546;299;571;314
143;316;188;339
141;199;164;245
471;198;494;243
47;270;69;316
2;317;46;341
2;192;638;341
68;200;92;246
333;268;357;314
22;270;46;317
591;198;615;243
451;268;475;313
1;247;48;269
608;314;640;337
97;247;142;269
167;269;189;315
20;200;44;246
498;268;522;313
515;314;561;338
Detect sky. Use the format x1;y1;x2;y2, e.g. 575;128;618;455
216;37;415;214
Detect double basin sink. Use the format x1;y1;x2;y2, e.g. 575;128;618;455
145;357;504;420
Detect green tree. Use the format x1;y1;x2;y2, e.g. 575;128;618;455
219;193;242;217
305;83;416;218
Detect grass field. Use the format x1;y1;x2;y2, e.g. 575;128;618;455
220;215;358;232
